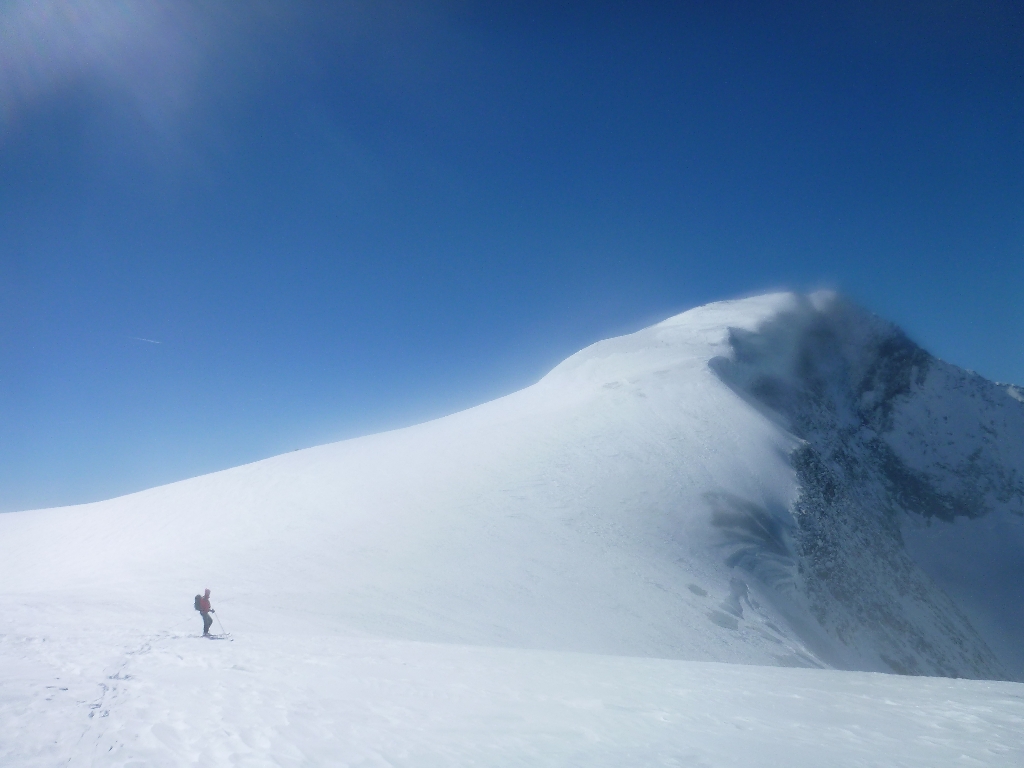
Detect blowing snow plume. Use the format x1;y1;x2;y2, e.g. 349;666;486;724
1;292;1022;684
708;293;1024;679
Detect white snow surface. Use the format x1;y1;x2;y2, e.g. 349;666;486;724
3;291;1023;766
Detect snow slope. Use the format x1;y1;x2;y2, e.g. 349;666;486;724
2;291;1023;765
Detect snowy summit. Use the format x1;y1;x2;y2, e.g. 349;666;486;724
3;291;1023;766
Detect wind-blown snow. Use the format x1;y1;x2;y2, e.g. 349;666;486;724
2;291;1023;765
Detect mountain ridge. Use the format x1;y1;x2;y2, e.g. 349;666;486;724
2;291;1022;681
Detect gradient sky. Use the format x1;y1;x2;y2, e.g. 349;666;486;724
2;1;1022;512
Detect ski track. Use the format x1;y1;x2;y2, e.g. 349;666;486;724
2;619;1023;767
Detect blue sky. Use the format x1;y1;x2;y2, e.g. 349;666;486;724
2;1;1021;512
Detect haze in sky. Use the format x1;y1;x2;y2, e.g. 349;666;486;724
1;1;1021;512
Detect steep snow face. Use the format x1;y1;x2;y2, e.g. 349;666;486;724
1;292;1021;682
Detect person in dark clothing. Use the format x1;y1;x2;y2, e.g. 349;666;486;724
198;588;214;635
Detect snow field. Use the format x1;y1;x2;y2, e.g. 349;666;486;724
3;615;1023;768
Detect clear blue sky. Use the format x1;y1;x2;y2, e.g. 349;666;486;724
2;1;1021;512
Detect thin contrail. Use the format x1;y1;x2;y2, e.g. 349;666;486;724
129;336;162;344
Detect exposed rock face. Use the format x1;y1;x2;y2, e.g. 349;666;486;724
710;293;1024;679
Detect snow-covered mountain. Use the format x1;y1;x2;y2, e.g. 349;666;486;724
4;291;1021;684
4;291;1024;765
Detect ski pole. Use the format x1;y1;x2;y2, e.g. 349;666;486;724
214;611;228;636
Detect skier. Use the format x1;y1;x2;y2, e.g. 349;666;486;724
195;588;214;636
